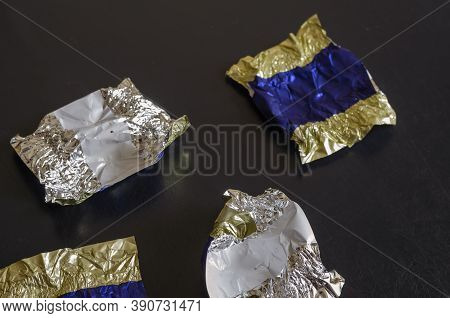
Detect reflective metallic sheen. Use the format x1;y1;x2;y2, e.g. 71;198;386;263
10;114;102;204
226;14;331;93
241;245;344;298
205;189;344;298
208;189;289;252
291;91;397;163
11;78;190;205
101;78;190;164
0;237;143;298
249;43;378;132
61;281;147;298
226;14;396;164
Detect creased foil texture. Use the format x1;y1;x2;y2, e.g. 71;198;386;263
205;189;345;298
227;14;396;164
10;78;190;205
0;237;146;298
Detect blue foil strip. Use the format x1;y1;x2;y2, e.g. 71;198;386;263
60;281;147;298
249;44;377;133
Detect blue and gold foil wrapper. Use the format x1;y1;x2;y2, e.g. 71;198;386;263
0;237;147;298
205;189;344;298
227;15;396;163
11;78;190;205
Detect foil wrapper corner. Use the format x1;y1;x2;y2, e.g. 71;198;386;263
205;188;345;298
226;14;396;164
0;237;147;298
11;78;190;205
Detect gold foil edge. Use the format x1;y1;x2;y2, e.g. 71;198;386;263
210;205;257;240
0;237;142;298
291;91;397;164
208;189;289;253
207;189;345;298
226;14;331;93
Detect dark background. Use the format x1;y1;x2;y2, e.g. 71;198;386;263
1;0;449;297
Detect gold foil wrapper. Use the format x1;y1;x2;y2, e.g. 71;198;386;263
0;237;142;298
226;14;396;163
208;189;288;252
206;189;345;298
210;206;257;240
291;91;397;163
226;14;331;93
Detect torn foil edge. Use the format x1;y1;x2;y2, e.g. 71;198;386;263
101;78;190;164
208;189;290;252
10;114;102;204
240;244;344;298
226;14;331;94
0;237;143;298
291;91;397;164
226;14;396;164
207;188;345;298
10;78;190;205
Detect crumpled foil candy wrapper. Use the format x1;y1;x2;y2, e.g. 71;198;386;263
227;15;396;164
205;189;345;298
11;78;190;205
0;237;147;298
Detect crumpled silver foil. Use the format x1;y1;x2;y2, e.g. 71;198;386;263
208;189;289;253
101;78;189;163
240;244;344;298
10;78;190;205
10;114;102;204
205;188;345;298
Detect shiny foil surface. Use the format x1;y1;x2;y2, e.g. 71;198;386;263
249;43;379;133
241;244;344;298
292;91;396;163
101;78;190;163
0;237;145;298
10;114;102;204
205;189;345;298
226;14;330;93
61;281;147;298
226;15;396;164
208;189;289;253
10;78;190;205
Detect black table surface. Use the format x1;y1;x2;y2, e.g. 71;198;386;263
1;0;449;297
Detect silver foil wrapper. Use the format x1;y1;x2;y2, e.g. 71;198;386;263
205;189;345;298
11;78;190;205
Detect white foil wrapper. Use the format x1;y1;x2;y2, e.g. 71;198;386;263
205;189;345;298
11;78;190;205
